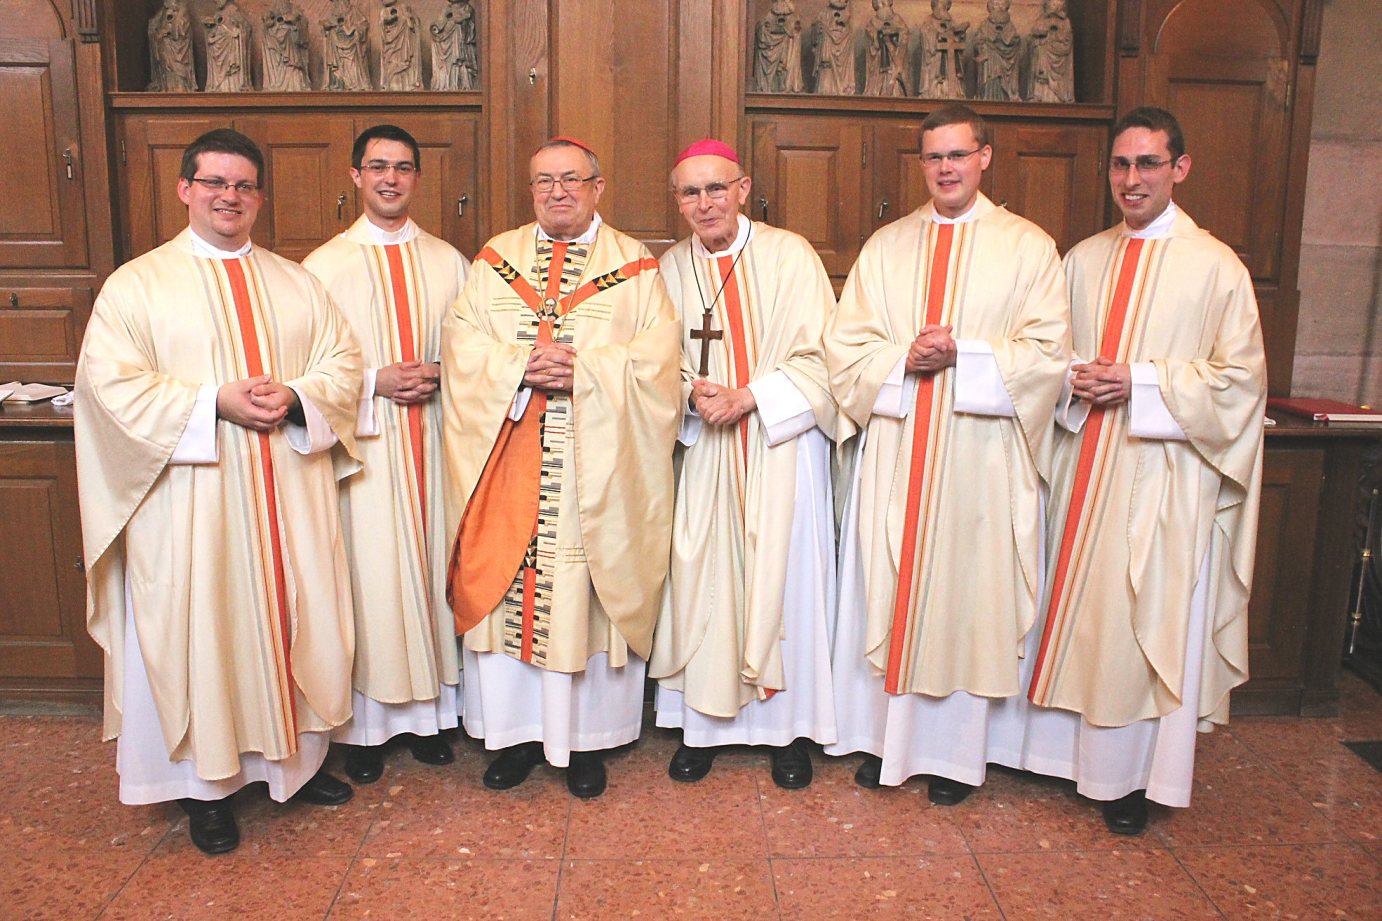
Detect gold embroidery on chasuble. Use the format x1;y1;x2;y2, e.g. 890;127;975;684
1028;236;1156;706
497;240;588;667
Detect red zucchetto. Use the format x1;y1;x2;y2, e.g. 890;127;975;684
673;139;741;166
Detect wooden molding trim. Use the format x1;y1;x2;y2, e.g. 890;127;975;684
1300;0;1324;64
1118;0;1142;56
71;0;98;43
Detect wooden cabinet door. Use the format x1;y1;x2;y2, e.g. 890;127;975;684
868;122;928;235
989;123;1105;255
0;440;100;683
0;38;87;268
236;115;356;262
0;285;92;385
119;113;222;259
366;113;482;258
750;116;863;283
1142;0;1294;282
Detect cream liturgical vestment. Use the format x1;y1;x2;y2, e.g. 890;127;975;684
76;228;363;803
989;203;1265;807
825;195;1069;786
302;217;468;745
651;217;844;746
442;216;681;765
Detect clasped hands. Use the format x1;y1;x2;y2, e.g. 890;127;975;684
216;375;299;432
523;341;576;393
906;324;958;374
376;360;441;405
690;378;756;426
1070;356;1131;406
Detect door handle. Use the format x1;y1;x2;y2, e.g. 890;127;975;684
758;196;769;223
458;193;469;217
877;198;890;220
337;192;347;221
63;148;75;181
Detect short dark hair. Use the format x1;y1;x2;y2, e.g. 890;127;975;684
921;104;991;149
1112;106;1186;160
180;128;265;185
352;124;422;171
533;138;602;177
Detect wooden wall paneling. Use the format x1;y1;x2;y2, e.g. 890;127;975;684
0;286;92;385
869;121;927;235
990;122;1105;255
488;0;550;232
0;37;88;269
1068;0;1117;103
363;112;482;258
118;113;221;258
0;440;100;684
236;114;356;261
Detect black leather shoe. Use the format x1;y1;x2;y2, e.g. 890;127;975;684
1103;790;1148;836
483;741;544;790
567;750;607;798
293;770;354;806
770;740;813;790
344;745;384;784
407;733;454;765
179;798;239;855
927;776;974;806
855;754;882;789
668;744;716;783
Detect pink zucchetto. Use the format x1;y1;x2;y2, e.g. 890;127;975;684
674;139;741;166
539;135;597;156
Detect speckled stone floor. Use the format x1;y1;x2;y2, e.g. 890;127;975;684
2;672;1379;920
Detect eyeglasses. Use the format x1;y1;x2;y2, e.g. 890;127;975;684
360;160;417;176
531;175;597;193
1109;155;1177;174
673;176;746;204
189;176;260;194
921;148;983;167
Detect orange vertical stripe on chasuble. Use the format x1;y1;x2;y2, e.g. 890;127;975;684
884;223;956;695
1028;237;1146;702
384;244;427;529
716;254;754;458
222;257;298;739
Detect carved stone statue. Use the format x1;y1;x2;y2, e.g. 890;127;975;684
146;0;196;92
811;0;855;95
322;0;372;92
752;0;805;94
261;0;311;92
917;0;969;100
1027;0;1075;103
380;0;423;91
430;0;479;91
203;0;253;93
969;0;1021;101
863;0;909;97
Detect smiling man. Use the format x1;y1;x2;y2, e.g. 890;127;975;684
302;125;469;785
1021;107;1266;835
824;104;1069;806
649;140;843;789
442;137;681;798
75;128;363;855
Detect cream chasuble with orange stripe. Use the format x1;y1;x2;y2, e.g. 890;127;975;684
303;217;468;704
650;222;841;717
76;228;363;781
442;222;681;673
1032;209;1265;727
826;196;1069;699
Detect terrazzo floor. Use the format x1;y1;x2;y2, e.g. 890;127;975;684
2;673;1380;920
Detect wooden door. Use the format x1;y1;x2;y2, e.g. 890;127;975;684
749;115;863;283
990;123;1106;254
0;37;87;268
237;114;356;262
0;285;92;385
365;112;482;258
118;113;222;259
869;122;927;234
0;440;100;684
1142;0;1294;281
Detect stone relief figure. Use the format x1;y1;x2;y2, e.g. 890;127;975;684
381;0;424;91
1027;0;1075;103
262;0;311;92
147;0;196;92
431;0;479;91
752;0;805;94
203;0;253;93
811;0;855;95
863;0;909;97
322;0;372;91
969;0;1021;101
917;0;969;100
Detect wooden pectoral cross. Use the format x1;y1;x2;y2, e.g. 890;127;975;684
690;307;723;377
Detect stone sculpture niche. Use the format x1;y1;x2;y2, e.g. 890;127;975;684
203;0;253;93
148;0;197;92
262;0;311;92
322;0;372;92
918;0;968;100
864;0;909;97
431;0;480;91
380;0;424;91
811;0;855;96
1027;0;1075;103
753;0;805;94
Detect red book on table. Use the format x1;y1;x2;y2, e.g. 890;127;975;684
1267;397;1382;424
